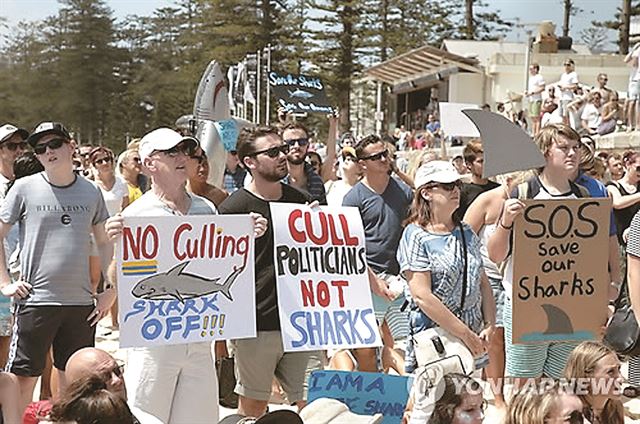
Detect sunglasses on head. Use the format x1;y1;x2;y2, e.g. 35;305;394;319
34;138;67;155
251;144;290;158
2;141;27;151
284;137;309;147
93;157;112;166
359;149;388;161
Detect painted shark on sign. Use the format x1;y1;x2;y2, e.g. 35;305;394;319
131;261;244;303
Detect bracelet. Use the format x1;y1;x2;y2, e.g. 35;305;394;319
499;221;513;230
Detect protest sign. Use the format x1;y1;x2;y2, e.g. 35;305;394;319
438;102;480;137
270;203;382;351
512;198;610;344
269;71;334;114
117;215;256;348
308;370;413;424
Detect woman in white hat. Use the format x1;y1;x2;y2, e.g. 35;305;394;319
397;160;496;373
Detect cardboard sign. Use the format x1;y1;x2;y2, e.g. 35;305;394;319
270;203;382;351
269;71;334;114
438;102;480;137
117;216;256;348
512;198;610;344
308;371;413;424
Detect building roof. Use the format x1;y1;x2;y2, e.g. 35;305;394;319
363;44;481;86
442;39;592;65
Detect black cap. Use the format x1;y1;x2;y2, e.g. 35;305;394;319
27;122;71;147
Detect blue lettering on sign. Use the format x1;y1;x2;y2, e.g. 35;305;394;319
308;371;412;424
127;296;223;341
289;308;377;348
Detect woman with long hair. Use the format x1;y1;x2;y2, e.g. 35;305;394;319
397;160;495;373
90;146;129;216
563;341;625;424
506;379;584;424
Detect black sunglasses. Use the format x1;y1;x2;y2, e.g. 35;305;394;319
155;141;196;158
2;141;27;151
427;181;462;191
34;138;67;155
284;137;309;147
93;157;112;166
251;144;290;158
359;149;388;161
102;363;125;379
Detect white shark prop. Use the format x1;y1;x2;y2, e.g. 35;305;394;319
193;60;253;187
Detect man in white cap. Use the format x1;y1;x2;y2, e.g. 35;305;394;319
106;127;266;424
0;121;115;414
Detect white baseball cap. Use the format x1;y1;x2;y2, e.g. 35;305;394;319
414;160;461;188
0;124;29;144
138;127;198;162
300;398;383;424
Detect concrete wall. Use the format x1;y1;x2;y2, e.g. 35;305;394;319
448;73;485;105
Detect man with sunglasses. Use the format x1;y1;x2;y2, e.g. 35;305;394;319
342;134;413;370
218;126;315;418
281;122;326;204
0;121;115;414
105;127;263;424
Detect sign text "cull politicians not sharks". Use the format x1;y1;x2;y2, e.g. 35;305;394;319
271;203;381;352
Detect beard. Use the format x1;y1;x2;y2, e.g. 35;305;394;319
258;162;289;182
287;154;306;165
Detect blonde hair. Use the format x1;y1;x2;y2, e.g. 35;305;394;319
506;380;567;424
406;150;439;181
535;123;580;157
563;341;624;424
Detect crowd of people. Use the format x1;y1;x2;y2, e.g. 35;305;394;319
0;91;638;424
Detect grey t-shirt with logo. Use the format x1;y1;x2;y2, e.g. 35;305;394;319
0;172;109;306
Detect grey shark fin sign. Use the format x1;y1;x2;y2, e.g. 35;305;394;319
461;109;546;178
269;71;334;114
132;261;244;303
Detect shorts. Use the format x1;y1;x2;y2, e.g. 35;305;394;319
559;99;572;117
630;81;640;100
528;100;542;117
503;297;576;379
488;276;505;327
371;272;410;340
125;342;218;424
6;305;95;376
231;331;315;403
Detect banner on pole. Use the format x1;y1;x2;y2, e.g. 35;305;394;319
117;215;256;348
269;71;334;114
270;203;382;351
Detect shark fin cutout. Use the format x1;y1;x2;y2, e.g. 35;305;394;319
461;110;546;178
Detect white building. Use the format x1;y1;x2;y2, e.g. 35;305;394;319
360;38;629;136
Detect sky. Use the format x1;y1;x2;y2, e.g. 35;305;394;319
0;0;619;50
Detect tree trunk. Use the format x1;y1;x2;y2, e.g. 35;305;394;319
562;0;571;37
622;0;631;54
465;0;473;40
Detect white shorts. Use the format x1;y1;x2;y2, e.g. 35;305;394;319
125;342;218;424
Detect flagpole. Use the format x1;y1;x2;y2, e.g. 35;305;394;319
257;49;261;124
243;58;248;121
266;44;271;126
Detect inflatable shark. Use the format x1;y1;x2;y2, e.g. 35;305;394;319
193;60;253;188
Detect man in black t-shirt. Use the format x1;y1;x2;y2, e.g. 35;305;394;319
219;126;314;418
458;140;499;217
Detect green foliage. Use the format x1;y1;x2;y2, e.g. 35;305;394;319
0;0;511;146
593;1;640;53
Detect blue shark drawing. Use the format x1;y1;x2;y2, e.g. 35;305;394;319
131;262;244;303
288;89;314;99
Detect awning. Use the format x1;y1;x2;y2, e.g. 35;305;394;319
364;44;481;87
